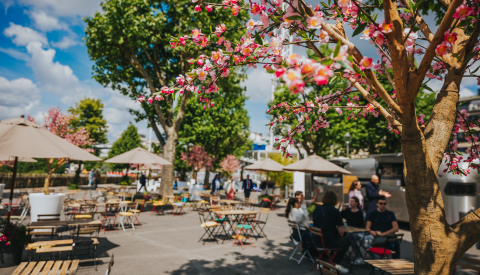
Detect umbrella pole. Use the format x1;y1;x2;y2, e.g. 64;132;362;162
7;156;18;224
136;164;139;184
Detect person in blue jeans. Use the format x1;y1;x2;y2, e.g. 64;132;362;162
365;196;400;258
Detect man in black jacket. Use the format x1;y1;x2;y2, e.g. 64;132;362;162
242;175;253;199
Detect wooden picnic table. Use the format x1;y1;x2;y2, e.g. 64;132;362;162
365;259;414;274
219;199;242;205
30;219;102;227
11;260;80;275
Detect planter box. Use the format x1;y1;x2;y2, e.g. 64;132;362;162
29;193;66;222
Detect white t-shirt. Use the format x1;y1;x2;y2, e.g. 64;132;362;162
349;190;364;208
289;207;310;230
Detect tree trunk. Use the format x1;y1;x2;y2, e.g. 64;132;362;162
44;158;53;195
204;170;210;186
160;128;177;196
402;79;480;274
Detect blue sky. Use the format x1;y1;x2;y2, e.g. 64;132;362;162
0;0;273;143
0;0;478;145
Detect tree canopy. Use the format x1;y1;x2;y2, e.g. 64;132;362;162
69;97;108;145
108;122;142;171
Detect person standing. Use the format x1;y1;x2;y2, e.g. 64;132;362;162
242;174;253;199
139;172;146;192
94;169;101;189
312;191;351;273
225;176;236;200
89;169;95;186
348;180;364;209
365;175;391;213
211;174;221;195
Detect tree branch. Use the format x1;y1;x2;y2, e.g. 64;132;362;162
450;207;480;261
148;115;166;147
348;77;402;133
174;90;193;133
383;0;410;106
320;22;403;116
415;0;464;90
402;0;434;43
153;101;168;130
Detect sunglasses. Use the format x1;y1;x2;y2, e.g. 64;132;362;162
378;202;387;205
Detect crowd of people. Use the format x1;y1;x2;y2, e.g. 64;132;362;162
286;175;398;273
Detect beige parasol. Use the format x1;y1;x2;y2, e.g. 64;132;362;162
244;158;284;172
104;147;171;182
0;155;37;162
104;147;171;165
0;115;102;222
283;154;351;174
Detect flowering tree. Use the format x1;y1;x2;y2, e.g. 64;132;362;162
220;155;241;176
29;107;93;194
137;0;480;272
181;145;216;181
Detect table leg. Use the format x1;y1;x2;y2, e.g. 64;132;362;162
348;231;368;273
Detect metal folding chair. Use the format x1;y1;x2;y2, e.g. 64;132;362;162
198;209;220;244
310;226;342;271
287;220;314;264
118;202;137;231
317;259;341;275
129;199;145;225
101;203;120;233
233;213;256;249
252;207;270;240
367;233;404;259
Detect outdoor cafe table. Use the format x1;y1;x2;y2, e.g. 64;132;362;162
344;225;369;272
211;209;258;237
219;200;242;208
31;219;102;227
11;259;80;275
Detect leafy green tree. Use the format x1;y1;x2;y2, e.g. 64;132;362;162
108;122;142;170
69;97;108;145
175;73;252;182
84;0;249;195
270;48;436;158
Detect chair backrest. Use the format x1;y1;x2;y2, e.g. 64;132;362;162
243;214;257;224
309;226;327;248
74;224;101;239
316;259;341;275
197;209;210;224
106;253;115;275
37;214;61;221
259;207;270;222
287;220;302;243
105;203;120;215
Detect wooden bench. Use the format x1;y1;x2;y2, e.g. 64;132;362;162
365;259;414;274
453;256;480;274
11;259;79;275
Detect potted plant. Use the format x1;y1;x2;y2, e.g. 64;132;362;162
28;108;94;222
0;220;30;265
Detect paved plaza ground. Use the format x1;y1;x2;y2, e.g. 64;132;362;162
1;187;479;274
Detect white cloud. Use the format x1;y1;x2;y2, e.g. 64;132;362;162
0;48;30;62
0;77;41;120
3;23;48;47
242;69;273;103
26;42;92;101
51;36;78;49
16;0;103;17
29;10;66;32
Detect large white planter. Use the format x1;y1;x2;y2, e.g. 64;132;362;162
29;193;66;222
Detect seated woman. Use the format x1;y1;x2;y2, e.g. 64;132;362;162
312;191;351;273
285;197;310;249
342;196;365;264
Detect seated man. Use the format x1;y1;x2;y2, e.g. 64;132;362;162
365;196;400;258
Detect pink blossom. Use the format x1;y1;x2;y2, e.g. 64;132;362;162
194;5;201;12
206;5;213;12
444;30;458;45
380;22;393;33
453;4;473;20
435;41;450;56
359;56;373;70
197;68;207;81
231;5;240;16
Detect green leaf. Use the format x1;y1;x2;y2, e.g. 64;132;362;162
286;15;303;20
422;85;434;93
463;51;476;65
255;32;263;45
329;75;338;84
451;53;461;62
470;66;480;74
413;0;423;12
321;2;329;8
353;64;363;75
333;41;342;57
409;0;415;10
337;60;354;72
352;23;367;37
322;59;333;66
398;8;412;14
298;2;306;16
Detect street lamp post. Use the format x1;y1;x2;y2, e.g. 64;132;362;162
344;132;352;158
